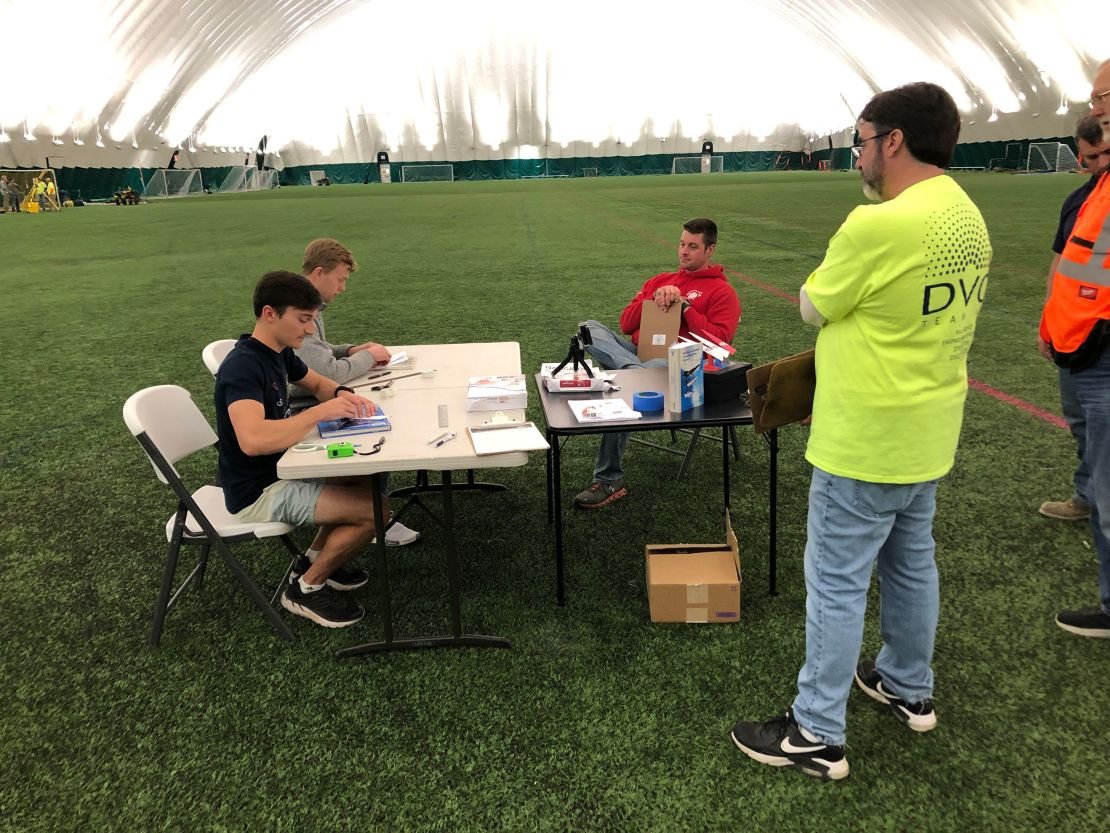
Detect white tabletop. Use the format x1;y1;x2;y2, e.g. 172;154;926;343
277;342;530;479
348;342;523;392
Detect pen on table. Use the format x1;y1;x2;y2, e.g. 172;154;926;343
432;432;458;448
427;430;452;445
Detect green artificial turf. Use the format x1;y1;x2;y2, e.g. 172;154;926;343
2;172;1107;832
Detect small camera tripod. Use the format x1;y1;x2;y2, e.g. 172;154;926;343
551;323;595;378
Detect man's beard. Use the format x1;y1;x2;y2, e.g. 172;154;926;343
861;156;884;202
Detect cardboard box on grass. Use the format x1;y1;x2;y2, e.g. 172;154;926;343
645;510;740;623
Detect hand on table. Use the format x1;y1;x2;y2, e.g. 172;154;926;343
351;341;392;364
317;391;378;421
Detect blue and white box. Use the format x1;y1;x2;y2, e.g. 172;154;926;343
667;339;704;413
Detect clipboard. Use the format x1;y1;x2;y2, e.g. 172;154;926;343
466;422;550;455
637;301;682;361
745;350;816;434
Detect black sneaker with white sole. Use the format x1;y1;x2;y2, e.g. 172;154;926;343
281;581;364;628
290;554;369;592
1055;607;1110;638
854;659;937;732
730;709;849;781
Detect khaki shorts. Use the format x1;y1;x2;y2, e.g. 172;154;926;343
233;479;324;527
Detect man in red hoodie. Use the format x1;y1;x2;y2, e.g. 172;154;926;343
575;217;741;508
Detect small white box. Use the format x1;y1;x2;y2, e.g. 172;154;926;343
466;375;527;412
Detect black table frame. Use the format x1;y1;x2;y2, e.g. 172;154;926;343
335;470;512;659
535;369;779;606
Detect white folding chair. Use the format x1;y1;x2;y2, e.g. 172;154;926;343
123;384;300;646
202;339;237;377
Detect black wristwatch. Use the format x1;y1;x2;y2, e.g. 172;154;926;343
334;385;355;398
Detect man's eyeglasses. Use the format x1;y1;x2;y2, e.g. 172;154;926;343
851;130;893;160
1091;88;1110;108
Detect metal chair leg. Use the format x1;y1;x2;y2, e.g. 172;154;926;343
677;427;703;480
150;524;185;648
194;543;211;590
212;538;295;642
272;535;302;606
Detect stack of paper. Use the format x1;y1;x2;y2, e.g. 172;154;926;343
567;399;642;423
466;375;528;412
540;360;598;378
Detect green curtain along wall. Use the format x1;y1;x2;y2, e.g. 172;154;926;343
48;166;238;201
282;151;805;186
42;138;1075;201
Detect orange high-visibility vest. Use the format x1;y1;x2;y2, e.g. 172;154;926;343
1041;171;1110;356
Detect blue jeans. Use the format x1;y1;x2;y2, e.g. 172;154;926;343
1059;367;1091;505
792;467;939;746
582;321;666;483
1058;349;1110;614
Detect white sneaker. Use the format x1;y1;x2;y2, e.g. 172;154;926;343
374;519;421;547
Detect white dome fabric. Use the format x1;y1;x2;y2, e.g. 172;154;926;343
0;0;1102;170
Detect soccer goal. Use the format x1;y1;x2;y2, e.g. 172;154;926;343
142;168;204;199
581;167;599;177
1;168;61;211
401;164;454;183
1026;142;1081;173
672;155;724;174
308;169;328;186
216;166;278;193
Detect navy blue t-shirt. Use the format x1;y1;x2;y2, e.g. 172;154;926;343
1052;176;1100;254
215;335;308;513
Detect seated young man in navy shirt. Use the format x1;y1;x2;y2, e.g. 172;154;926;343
215;271;381;629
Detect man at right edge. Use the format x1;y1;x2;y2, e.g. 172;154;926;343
1040;59;1110;640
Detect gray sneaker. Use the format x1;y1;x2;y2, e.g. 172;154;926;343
573;480;628;509
1038;497;1090;521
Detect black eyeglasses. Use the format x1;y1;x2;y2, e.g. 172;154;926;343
851;130;893;160
355;437;386;456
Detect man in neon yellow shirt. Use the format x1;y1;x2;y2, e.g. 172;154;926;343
731;82;991;781
34;177;48;212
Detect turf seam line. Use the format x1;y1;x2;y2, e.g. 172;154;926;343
720;265;1068;432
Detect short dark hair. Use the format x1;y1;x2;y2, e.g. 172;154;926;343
1076;115;1104;147
858;82;961;168
683;217;718;248
252;270;321;317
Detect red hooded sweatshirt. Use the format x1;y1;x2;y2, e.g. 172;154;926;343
618;264;741;346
